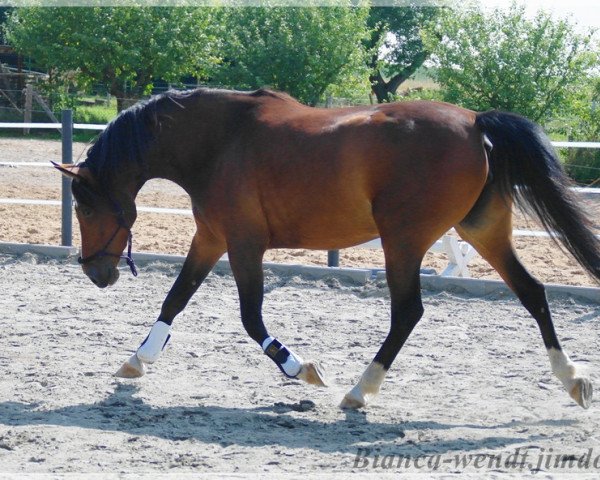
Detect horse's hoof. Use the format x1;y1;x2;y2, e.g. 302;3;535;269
115;354;146;379
339;392;366;410
297;362;327;387
570;377;593;409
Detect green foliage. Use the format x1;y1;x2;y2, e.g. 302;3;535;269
74;99;118;125
4;7;219;110
212;5;371;106
397;87;444;103
366;5;442;102
551;74;600;185
563;148;600;186
0;7;12;44
323;67;373;105
423;1;596;123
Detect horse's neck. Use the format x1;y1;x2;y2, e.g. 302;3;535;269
137;93;244;194
139;152;201;196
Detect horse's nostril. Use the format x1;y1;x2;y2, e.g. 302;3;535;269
84;263;116;288
84;265;102;287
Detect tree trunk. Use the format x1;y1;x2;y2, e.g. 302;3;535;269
370;70;412;103
369;71;385;103
110;83;139;113
110;80;140;112
369;50;430;103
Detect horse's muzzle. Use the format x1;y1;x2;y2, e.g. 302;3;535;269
83;262;120;288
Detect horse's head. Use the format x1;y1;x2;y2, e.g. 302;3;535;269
53;162;138;288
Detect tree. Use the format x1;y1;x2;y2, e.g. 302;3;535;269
553;70;600;184
423;2;596;122
213;6;370;106
366;5;442;103
4;7;219;111
0;7;13;44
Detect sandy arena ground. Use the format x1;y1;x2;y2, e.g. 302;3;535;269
0;138;599;288
0;254;599;477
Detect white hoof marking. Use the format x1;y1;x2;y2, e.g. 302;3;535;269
547;348;593;408
341;362;387;409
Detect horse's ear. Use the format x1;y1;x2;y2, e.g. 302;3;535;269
51;161;83;181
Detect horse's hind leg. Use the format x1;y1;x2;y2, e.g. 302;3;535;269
341;240;425;409
456;188;592;408
226;239;326;386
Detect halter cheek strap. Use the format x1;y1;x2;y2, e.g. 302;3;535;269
77;211;138;277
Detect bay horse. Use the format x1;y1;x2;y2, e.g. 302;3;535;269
54;88;599;410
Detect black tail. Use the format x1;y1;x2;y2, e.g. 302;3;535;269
476;110;600;282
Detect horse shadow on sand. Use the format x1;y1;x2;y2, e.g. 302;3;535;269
0;383;570;457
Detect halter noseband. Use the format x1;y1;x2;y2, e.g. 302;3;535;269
77;206;138;277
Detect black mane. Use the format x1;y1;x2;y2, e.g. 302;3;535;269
83;90;194;191
82;87;287;193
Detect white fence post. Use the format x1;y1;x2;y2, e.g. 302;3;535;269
440;236;478;278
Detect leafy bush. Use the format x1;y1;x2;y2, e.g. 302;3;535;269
563;148;600;185
73;99;117;124
548;75;600;185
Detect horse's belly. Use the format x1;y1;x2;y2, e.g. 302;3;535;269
267;207;379;250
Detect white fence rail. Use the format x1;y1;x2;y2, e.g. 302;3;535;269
1;117;599;277
0;122;106;130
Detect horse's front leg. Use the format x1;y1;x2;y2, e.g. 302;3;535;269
116;229;225;378
227;241;326;387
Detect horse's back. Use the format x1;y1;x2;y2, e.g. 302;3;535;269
230;99;487;248
203;93;490;250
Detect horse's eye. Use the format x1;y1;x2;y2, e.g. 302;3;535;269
78;205;94;218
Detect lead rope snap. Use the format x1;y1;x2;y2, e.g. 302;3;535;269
124;230;138;276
